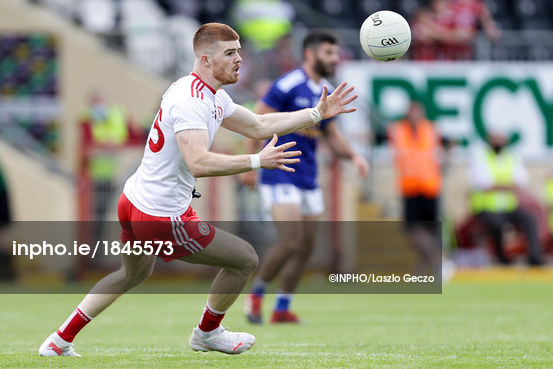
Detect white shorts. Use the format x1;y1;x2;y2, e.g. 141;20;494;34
259;184;324;217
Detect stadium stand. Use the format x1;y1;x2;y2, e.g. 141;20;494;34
77;0;119;35
484;0;516;30
26;0;553;71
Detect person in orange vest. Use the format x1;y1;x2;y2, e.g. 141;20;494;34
388;100;446;275
469;131;545;265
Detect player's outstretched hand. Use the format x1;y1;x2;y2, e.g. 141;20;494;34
259;134;301;172
316;82;358;120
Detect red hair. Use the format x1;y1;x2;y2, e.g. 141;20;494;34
193;23;240;53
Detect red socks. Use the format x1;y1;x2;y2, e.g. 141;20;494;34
57;306;93;342
56;303;225;342
198;303;226;333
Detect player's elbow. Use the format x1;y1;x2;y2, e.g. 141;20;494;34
187;161;209;178
189;165;208;178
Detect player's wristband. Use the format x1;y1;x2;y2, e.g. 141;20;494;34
309;107;322;124
249;154;261;169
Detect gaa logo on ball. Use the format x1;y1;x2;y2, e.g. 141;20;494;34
360;10;411;62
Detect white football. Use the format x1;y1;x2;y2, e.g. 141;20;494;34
360;10;411;62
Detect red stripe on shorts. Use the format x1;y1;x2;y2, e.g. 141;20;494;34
117;193;216;261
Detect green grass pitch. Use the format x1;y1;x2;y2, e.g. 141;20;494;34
1;282;552;368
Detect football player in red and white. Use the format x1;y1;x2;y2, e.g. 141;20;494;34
39;22;357;356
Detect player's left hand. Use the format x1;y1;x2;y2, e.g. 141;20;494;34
259;134;302;172
353;154;370;178
316;82;358;120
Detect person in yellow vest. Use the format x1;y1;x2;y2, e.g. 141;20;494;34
469;131;544;265
80;92;130;225
231;0;294;51
388;100;445;275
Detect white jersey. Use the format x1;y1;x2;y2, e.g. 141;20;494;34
124;73;237;217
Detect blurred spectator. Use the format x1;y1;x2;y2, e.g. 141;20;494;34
469;132;545;265
410;5;442;60
443;0;500;59
81;91;130;144
79;91;133;225
231;0;294;51
388;100;447;275
411;0;500;60
451;0;501;40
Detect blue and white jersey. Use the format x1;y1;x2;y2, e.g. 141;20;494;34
260;68;333;189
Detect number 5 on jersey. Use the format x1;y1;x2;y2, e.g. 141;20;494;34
149;108;165;153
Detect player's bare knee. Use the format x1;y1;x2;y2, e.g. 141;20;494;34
247;248;259;274
241;241;259;275
223;240;258;277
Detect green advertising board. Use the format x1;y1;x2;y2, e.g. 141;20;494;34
338;62;553;158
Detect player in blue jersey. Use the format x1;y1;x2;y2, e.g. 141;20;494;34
241;29;369;323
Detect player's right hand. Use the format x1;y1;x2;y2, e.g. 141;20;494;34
259;134;301;172
316;82;358;120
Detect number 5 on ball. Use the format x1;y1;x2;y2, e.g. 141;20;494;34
360;10;411;62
